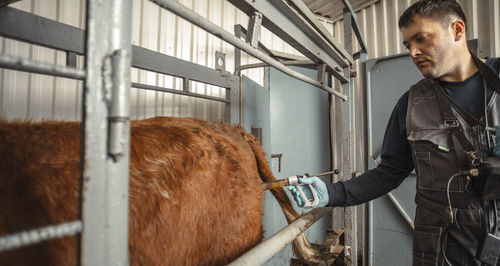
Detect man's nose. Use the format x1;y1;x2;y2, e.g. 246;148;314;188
409;46;421;58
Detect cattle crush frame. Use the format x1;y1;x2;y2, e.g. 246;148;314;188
0;0;367;265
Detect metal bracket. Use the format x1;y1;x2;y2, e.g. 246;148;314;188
317;63;326;84
215;51;226;72
271;153;283;172
246;11;262;48
251;127;262;144
66;51;77;68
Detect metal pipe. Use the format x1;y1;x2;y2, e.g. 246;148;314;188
234;60;314;75
228;207;333;266
132;82;230;103
0;53;85;80
148;0;348;101
387;192;415;231
0;221;82;252
341;0;368;54
288;0;353;64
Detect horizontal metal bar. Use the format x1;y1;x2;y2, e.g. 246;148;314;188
341;0;368;54
0;53;86;80
234;60;315;75
387;192;415;231
0;220;82;252
132;46;240;90
0;6;85;54
227;0;351;75
149;0;347;101
228;207;333;266
0;7;240;90
131;82;230;103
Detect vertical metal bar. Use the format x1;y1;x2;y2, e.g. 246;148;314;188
66;51;77;68
81;0;132;265
360;52;370;266
229;26;242;124
246;12;262;48
490;0;500;56
342;7;354;266
364;54;374;266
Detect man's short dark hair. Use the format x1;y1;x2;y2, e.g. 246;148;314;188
398;0;467;29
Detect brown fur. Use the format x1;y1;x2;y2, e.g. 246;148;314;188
0;117;273;265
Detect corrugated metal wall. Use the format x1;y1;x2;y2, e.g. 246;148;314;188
1;0;322;122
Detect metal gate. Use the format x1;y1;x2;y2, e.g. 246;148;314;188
366;54;421;266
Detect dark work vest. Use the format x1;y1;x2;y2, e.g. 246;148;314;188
406;78;500;266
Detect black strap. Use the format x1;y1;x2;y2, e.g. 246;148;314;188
432;82;478;168
471;53;500;93
431;54;500;168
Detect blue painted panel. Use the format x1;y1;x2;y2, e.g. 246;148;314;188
264;66;331;265
367;54;422;266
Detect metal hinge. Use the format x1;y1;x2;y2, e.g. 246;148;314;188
103;49;130;161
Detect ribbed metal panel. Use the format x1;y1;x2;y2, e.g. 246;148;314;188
1;0;85;121
1;0;300;121
334;0;500;59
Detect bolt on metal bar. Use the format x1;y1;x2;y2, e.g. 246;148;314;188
0;53;85;80
0;220;82;252
132;82;230;103
148;0;347;101
228;207;333;266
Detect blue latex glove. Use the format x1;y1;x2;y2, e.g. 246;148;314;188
494;126;500;157
287;176;329;208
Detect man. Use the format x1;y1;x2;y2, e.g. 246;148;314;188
289;0;500;265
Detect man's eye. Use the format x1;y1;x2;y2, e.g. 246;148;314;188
416;36;427;42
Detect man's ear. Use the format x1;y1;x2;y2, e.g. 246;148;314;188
451;20;466;41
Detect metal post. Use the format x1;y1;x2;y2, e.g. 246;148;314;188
81;0;132;265
342;7;354;266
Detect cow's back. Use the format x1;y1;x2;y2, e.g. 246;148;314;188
0;117;264;265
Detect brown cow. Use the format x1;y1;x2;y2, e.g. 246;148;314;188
0;117;321;265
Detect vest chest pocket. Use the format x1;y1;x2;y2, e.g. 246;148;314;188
412;141;464;192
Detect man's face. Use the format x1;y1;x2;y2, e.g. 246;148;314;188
401;16;455;79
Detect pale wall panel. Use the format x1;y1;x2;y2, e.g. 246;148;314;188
4;0;298;122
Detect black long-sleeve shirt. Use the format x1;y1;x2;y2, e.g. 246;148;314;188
327;57;500;207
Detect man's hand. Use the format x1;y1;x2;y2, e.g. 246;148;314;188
287;176;329;208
